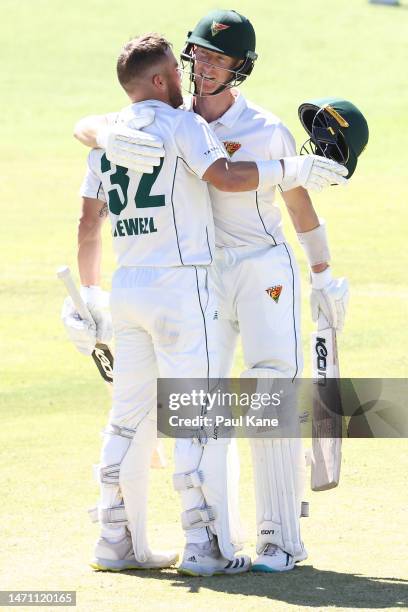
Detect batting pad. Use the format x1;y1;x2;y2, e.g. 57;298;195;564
242;368;306;557
174;437;243;561
119;414;157;562
251;437;306;557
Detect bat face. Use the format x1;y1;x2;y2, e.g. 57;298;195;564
314;330;338;380
311;326;343;491
92;343;114;384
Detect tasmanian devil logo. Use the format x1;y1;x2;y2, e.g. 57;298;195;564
315;336;328;383
211;21;230;36
266;285;283;303
223;141;241;156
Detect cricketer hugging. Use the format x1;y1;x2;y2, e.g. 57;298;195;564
61;9;368;576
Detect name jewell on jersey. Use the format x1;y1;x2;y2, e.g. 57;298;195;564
80;100;226;267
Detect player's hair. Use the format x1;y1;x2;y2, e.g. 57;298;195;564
117;33;172;92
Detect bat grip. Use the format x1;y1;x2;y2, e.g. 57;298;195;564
318;311;331;331
57;266;92;322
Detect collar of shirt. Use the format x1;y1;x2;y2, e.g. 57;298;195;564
182;92;247;129
125;99;172;113
210;92;247;129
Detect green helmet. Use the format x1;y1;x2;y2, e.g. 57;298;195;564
181;9;257;95
298;98;369;178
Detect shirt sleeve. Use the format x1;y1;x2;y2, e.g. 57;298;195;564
269;123;298;192
106;111;121;126
174;112;227;179
79;150;106;202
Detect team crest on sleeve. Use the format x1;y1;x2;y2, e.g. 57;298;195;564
223;141;241;156
211;21;230;36
266;285;283;303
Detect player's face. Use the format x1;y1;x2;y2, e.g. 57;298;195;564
193;46;239;96
163;49;184;108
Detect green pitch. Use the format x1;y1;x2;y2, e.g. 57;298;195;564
1;0;407;610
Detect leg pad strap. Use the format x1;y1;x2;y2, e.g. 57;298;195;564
93;463;121;485
88;504;128;526
181;505;216;530
104;424;136;440
173;469;204;491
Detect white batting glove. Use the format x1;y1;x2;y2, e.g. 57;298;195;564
96;108;165;174
310;268;349;332
61;286;112;356
281;155;348;192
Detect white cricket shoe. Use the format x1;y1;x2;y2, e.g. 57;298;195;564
294;546;308;564
90;534;179;571
177;537;251;577
252;544;295;572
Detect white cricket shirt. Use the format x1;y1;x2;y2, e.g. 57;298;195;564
184;92;297;247
80;100;226;267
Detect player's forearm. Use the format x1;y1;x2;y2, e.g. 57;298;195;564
78;224;102;285
77;200;106;285
287;203;328;274
283;187;329;272
74;115;109;148
204;159;283;192
78;239;102;286
220;160;261;191
283;186;320;233
203;159;258;191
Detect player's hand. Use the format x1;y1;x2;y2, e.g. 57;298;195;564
281;155;348;192
96;108;165;174
61;287;112;356
310;268;349;331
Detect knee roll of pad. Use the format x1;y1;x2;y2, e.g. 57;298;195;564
241;368;281;379
93;463;121;485
104;423;137;440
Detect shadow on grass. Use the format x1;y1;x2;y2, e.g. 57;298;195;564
119;564;408;608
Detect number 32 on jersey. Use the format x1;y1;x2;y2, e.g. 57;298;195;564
101;153;165;215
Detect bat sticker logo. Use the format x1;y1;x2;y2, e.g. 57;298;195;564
315;336;328;383
266;285;283;303
93;345;114;383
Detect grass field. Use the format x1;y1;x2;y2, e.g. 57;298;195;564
1;0;408;610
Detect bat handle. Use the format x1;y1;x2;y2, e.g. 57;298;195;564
318;311;330;331
57;265;92;322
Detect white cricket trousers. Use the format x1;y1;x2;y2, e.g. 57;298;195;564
215;242;306;557
97;265;220;558
215;242;303;377
110;265;219;425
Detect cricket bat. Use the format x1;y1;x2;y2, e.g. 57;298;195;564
57;265;166;468
311;312;343;491
57;266;114;383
